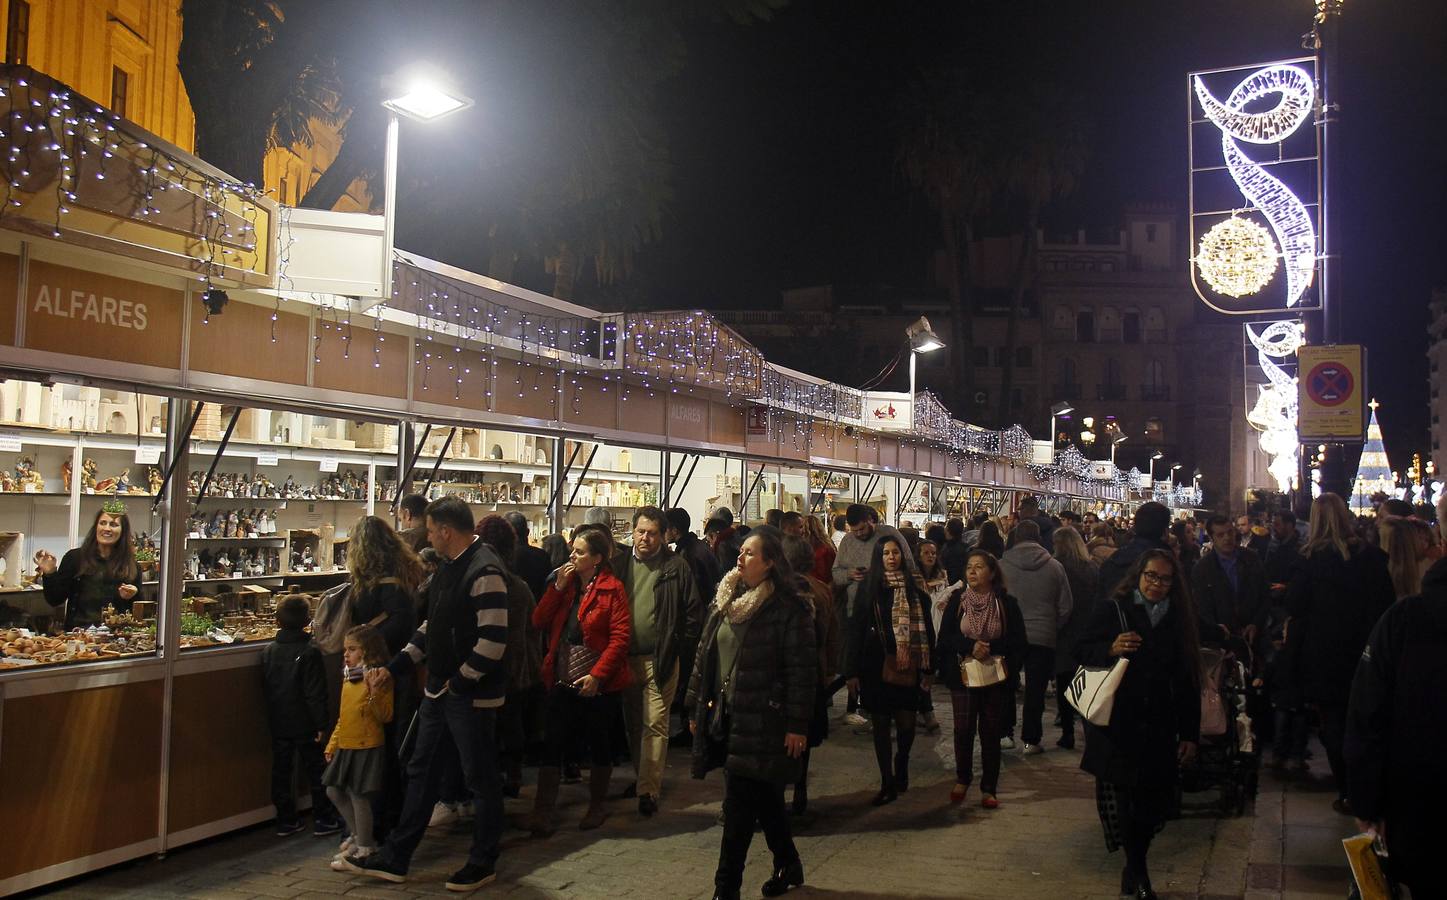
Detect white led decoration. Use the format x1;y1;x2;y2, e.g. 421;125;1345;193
1245;320;1306;490
1194;65;1317;307
1195;215;1279;297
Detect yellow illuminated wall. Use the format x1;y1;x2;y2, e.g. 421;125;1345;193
1;0;368;211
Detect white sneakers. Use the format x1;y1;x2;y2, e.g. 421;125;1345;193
999;736;1016;750
1022;743;1044;756
428;800;476;828
843;712;868;727
330;844;371;871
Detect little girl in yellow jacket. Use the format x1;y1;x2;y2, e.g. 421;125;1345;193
323;624;393;867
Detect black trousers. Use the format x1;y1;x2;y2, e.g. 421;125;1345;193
716;772;799;893
270;735;334;823
542;685;619;769
1317;703;1348;798
1054;671;1076;740
1019;644;1056;747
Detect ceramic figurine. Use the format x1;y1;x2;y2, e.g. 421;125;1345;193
115;469;132;494
16;456;45;492
147;467;163;496
61;459;73;492
281;475;296;498
185;551;201;580
227;510;241;538
187;472;201;496
300;546;315;570
0;469;15;492
208;512;226;539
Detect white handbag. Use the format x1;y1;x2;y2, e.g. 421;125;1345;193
1065;601;1131;726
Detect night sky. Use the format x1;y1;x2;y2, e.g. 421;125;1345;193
398;0;1447;468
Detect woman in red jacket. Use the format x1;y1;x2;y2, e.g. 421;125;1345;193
524;527;633;836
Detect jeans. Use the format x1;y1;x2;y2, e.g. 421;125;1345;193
715;772;798;893
1019;644;1056;747
270;735;333;823
383;692;502;871
950;685;1008;792
623;657;678;798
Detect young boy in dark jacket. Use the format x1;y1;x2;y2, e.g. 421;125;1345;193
262;595;341;836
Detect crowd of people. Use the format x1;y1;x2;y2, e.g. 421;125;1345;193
254;488;1443;898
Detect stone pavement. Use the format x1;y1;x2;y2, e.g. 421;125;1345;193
34;691;1358;899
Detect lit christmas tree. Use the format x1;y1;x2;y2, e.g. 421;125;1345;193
1350;399;1395;515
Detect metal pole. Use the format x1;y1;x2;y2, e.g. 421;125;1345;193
193;407;241;507
908;351;917;430
380;111;400;302
151;401;205;515
564;444;600;514
1315;3;1350;499
416;427;457;501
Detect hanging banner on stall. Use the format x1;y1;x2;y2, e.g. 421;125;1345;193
863;392;911;432
1297;344;1365;441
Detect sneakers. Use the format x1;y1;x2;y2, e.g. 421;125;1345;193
1022;743;1044;756
330;845;371;871
312;816;343;837
843;712;868;727
999;736;1016;750
429;802;459;828
446;863;497;892
342;852;407;883
275;819;305;837
332;836;356;861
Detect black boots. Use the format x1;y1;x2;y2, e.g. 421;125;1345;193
761;860;804;897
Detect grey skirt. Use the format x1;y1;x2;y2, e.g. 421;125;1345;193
322;745;387;796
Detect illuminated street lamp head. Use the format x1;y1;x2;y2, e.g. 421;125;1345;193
906;316;945;353
1171;463;1182;471
383;79;472;121
1151;451;1164;461
1114;434;1129;445
1051;401;1074;417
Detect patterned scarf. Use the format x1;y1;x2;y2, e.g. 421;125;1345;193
961;586;1003;641
343;663;367;683
885;570;930;670
714;568;775;625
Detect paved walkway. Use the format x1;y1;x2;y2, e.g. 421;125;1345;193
34;691;1357;899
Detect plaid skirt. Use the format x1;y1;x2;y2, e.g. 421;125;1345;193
1094;779;1171;852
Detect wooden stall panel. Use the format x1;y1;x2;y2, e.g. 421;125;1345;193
491;358;559;422
413;343;492;412
0;680;163;879
709;402;745;450
168;665;271;834
857;434;880;467
189;300;308;385
810;422;837;461
0;252;17;345
666;396;709;444
621;390;665;439
24;261;183;369
313;323;408;399
562;374;618;431
878;437;899;471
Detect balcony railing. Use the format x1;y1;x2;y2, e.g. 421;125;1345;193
1096;384;1127;401
1140;385;1172;402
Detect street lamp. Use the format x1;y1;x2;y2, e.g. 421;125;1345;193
1049;401;1074;459
379;76;473;300
1149;450;1163;484
905;317;945;430
1080;416;1096;451
1111;433;1127;466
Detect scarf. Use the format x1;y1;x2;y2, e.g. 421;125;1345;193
1133;589;1170;628
885;570;930;670
714;568;775;625
343;663;367;683
960;586;1003;641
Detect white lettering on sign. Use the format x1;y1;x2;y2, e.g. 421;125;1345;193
33;285;150;331
0;434;20;453
669;402;705;425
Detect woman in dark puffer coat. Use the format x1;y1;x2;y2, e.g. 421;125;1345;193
688;531;816;900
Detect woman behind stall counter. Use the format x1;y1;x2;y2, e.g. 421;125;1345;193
37;503;140;630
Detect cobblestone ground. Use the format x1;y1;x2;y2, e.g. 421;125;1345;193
34;691;1356;899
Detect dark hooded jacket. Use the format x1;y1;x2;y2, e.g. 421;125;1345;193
1345;557;1447;888
1287;541;1393;706
1096;535;1169;603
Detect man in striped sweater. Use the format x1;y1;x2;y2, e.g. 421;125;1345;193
345;496;509;892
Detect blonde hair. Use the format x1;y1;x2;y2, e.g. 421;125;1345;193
1052;524;1092;568
1302;494;1357;562
347;515;424;599
1383;517;1436;598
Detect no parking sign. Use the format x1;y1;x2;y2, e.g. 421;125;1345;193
1297;344;1365;440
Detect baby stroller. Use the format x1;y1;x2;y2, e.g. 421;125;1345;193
1181;643;1259;816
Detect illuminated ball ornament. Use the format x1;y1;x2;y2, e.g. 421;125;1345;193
1195;216;1278;297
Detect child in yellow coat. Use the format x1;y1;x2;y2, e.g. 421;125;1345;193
323;624;393;867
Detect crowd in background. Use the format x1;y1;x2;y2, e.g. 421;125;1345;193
254;486;1444;898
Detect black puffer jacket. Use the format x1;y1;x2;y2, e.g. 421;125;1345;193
687;578;816;785
260;628;328;739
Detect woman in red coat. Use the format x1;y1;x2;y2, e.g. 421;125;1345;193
524;527;632;836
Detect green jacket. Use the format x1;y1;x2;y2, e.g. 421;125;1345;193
611;546;703;686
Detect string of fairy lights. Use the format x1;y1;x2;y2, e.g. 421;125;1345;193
0;70;1139;499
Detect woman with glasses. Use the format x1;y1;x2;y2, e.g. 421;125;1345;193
1075;549;1201;900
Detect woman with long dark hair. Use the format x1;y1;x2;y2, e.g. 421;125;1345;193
1076;548;1201;899
346;516;423;656
37;502;140;629
687;531;815;900
936;549;1026;808
845;534;936;805
975;520;1006;559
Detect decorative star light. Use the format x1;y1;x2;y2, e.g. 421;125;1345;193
1194;65;1317;307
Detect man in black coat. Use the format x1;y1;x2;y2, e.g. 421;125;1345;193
1345;554;1447;892
1097;501;1171;602
503;511;552;601
1262;509;1304;598
1192;515;1269;645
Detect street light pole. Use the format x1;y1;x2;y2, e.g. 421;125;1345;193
380;111;400;302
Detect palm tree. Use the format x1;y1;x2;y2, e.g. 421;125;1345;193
994;83;1087;427
895;67;1000;418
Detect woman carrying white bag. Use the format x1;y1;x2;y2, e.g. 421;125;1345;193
1073;548;1200;900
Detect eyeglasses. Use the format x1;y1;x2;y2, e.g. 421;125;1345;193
1141;571;1174;585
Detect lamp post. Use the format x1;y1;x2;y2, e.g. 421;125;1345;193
1049;401;1074;460
1149;450;1164;485
379;77;473;301
905;316;945;430
1111;434;1127;467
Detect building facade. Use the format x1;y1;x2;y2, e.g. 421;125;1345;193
1;0;366;210
1428;288;1447;473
